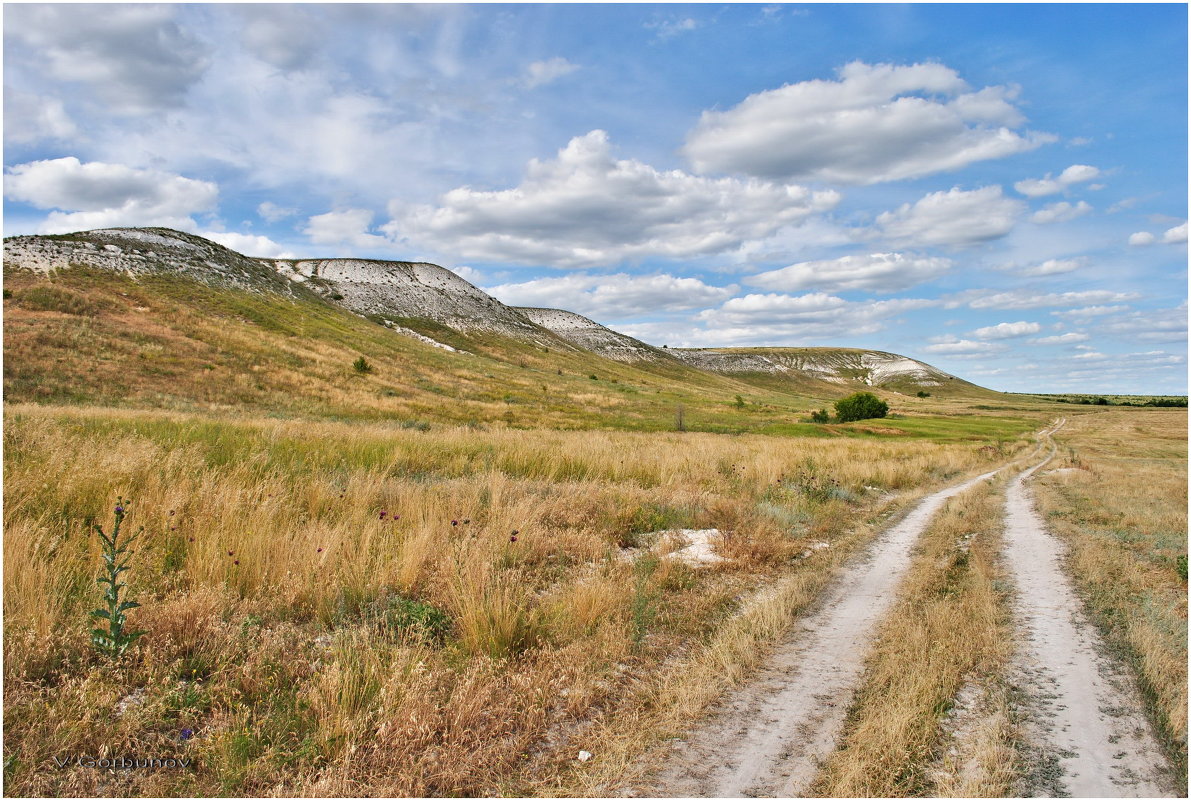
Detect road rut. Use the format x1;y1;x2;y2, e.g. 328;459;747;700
1003;442;1176;796
634;466;1003;797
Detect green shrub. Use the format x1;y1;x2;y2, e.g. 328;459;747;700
834;391;889;423
378;597;452;644
352;356;373;374
810;409;830;424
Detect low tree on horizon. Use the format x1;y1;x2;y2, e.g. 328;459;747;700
834;391;889;423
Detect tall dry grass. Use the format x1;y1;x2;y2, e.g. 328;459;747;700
1032;409;1188;773
3;404;1025;796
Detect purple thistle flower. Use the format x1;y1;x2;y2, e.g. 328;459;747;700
180;728;194;741
379;510;387;519
114;505;125;514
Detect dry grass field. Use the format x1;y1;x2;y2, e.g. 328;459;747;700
2;404;1030;797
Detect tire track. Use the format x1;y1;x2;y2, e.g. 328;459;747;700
1002;425;1176;797
633;462;1009;797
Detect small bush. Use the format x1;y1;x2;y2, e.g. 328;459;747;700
810;409;830;424
378;597;452;644
916;390;931;398
352;356;373;374
734;395;746;409
834;391;889;423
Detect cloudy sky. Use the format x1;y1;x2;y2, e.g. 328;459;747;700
4;3;1187;394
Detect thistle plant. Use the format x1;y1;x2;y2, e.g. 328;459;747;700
91;496;146;658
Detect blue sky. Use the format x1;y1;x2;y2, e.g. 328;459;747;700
4;3;1187;394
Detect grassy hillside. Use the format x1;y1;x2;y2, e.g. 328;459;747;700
3;264;1036;439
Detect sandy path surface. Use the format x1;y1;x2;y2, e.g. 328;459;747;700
633;466;1004;798
1003;432;1177;797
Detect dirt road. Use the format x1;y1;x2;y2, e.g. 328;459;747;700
634;421;1175;797
1003;444;1176;796
634;466;1003;798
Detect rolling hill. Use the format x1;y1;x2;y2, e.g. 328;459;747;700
3;227;1003;432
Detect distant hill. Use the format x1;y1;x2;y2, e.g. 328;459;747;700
670;346;991;398
3;227;1001;426
515;307;673;364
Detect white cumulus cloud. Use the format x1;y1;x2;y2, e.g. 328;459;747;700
303;208;389;250
1127;223;1185;246
746;252;952;293
202;231;296;259
4;156;218;233
874;186;1024;248
1015;258;1083;277
971;321;1042;339
389;130;839;269
1031;200;1092;224
1014;164;1101;197
1031;332;1089;345
1162;221;1188;243
684;61;1053;185
488;273;737;321
922;337;1008;357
